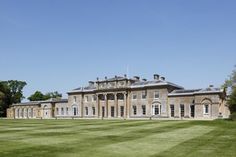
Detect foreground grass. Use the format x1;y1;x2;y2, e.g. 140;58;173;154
0;119;235;157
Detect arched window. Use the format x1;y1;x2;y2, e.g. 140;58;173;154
72;105;78;116
201;99;212;115
152;103;161;115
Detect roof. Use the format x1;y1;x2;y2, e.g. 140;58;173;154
168;87;223;96
12;98;68;106
68;75;184;93
130;80;183;89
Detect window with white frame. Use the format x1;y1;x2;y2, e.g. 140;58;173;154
154;91;159;99
204;104;209;114
152;104;161;115
142;91;146;99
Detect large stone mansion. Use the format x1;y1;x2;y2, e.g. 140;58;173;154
7;74;230;119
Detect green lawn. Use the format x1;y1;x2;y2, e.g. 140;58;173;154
0;119;235;157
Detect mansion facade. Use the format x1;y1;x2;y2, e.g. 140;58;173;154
7;74;230;119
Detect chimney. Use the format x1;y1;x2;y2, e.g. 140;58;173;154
133;76;140;81
160;77;165;81
89;81;94;86
154;74;160;80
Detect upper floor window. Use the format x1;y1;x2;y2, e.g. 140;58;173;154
204;104;209;114
85;96;89;102
92;95;97;102
142;91;146;99
73;96;77;102
154;91;160;99
132;94;137;100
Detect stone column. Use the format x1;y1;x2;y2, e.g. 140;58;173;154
115;93;118;118
97;94;100;118
105;94;108;118
124;92;128;118
81;94;84;118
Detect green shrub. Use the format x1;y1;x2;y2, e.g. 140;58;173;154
229;113;236;121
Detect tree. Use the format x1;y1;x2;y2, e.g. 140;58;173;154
28;91;62;101
44;91;62;100
0;80;27;117
28;91;46;101
223;65;236;90
228;87;236;114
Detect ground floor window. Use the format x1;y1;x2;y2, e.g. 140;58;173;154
102;106;105;117
120;106;124;117
66;107;69;115
72;107;77;116
180;104;185;117
152;104;161;115
56;108;59;115
92;107;96;116
204;104;209;114
111;106;115;117
133;105;137;115
190;105;195;117
85;107;88;116
170;105;174;117
61;108;64;115
142;105;146;115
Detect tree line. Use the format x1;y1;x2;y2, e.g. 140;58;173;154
0;80;61;117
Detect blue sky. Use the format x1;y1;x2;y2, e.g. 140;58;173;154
0;0;236;100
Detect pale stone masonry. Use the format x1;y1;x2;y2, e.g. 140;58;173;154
7;74;230;119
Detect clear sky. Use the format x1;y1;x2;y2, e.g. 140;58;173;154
0;0;236;100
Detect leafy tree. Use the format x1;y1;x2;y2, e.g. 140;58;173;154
28;91;62;101
28;91;46;101
0;80;27;117
44;91;62;100
223;65;236;90
228;87;236;114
